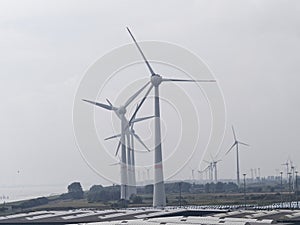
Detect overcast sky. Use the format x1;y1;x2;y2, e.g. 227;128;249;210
0;0;299;199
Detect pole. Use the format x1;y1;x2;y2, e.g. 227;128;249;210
236;144;240;186
179;182;182;208
112;183;115;202
214;162;218;183
288;172;292;208
280;171;283;208
243;173;246;209
296;171;298;209
124;184;127;208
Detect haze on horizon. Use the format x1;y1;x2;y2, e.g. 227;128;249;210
0;0;299;199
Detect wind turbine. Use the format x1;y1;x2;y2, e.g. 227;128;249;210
126;27;215;207
127;107;153;195
82;83;149;200
104;106;153;198
197;169;205;181
204;155;221;182
203;160;214;182
211;155;222;182
289;160;295;189
188;166;196;183
282;161;289;180
226;126;249;186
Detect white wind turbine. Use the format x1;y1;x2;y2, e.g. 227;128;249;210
226;126;249;186
197;169;205;181
203;160;214;182
126;27;215;207
188;165;197;183
211;156;222;182
105;105;153;197
128;105;151;194
281;161;289;181
82;83;150;200
205;155;222;182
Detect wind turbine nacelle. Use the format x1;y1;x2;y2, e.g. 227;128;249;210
151;74;162;86
117;106;126;115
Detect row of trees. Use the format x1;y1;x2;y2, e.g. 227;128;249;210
61;180;291;203
136;182;239;194
52;181;243;203
60;181;240;202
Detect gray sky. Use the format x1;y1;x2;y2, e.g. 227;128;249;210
0;0;299;197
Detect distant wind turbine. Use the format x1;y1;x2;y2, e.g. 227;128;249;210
226;126;249;186
197;169;205;181
204;155;222;183
211;156;222;183
282;161;289;180
188;166;196;183
202;160;213;181
203;160;213;182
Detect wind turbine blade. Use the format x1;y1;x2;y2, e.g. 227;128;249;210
238;141;250;147
126;27;155;76
162;78;216;82
232;126;237;141
82;99;115;110
104;134;121;141
131;115;155;123
124;81;150;107
131;104;139;129
132;133;150;151
204;165;210;171
203;160;210;164
106;98;113;106
115;140;122;156
129;84;153;124
225;142;236;155
109;162;120;166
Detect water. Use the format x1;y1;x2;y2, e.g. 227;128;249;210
0;185;66;203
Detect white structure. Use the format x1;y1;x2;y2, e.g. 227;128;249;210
83;84;149;199
126;27;215;207
225;126;249;186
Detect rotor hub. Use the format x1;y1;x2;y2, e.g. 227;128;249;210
151;74;162;86
118;106;126;115
130;128;135;134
